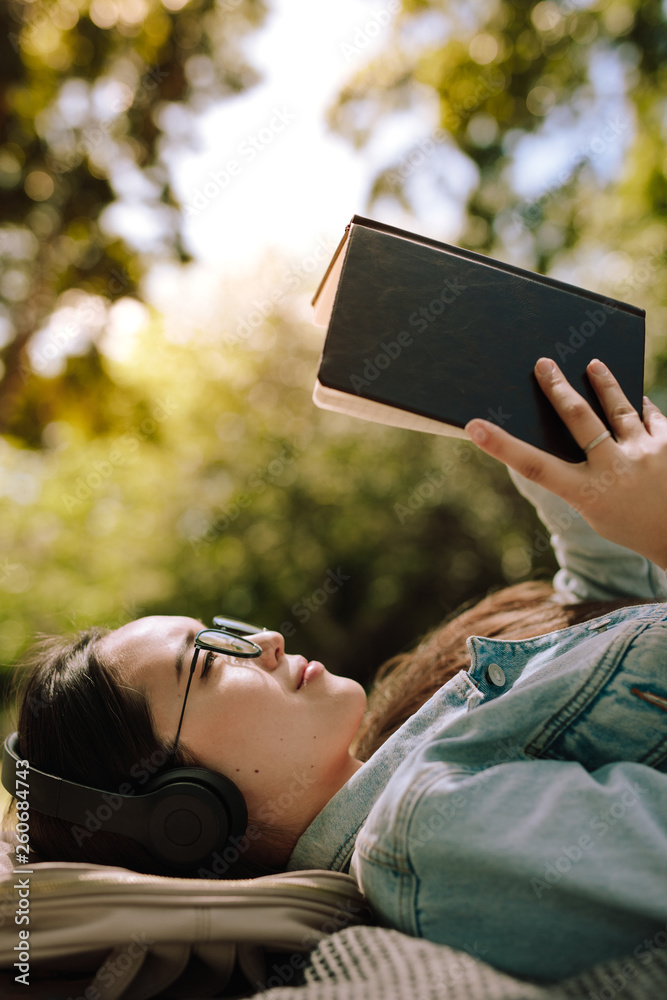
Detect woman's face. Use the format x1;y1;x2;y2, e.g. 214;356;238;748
101;616;367;833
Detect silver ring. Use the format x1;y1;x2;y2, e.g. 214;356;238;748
583;430;612;455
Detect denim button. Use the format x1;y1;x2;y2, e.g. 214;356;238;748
588;618;612;632
487;663;506;687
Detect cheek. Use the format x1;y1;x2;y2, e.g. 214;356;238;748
184;686;288;769
183;677;365;778
290;678;367;753
146;688;183;743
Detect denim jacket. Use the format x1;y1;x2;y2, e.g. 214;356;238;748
287;473;667;980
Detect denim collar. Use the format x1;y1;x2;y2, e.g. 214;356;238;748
286;671;475;872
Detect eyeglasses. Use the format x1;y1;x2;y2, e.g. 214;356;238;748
171;615;265;756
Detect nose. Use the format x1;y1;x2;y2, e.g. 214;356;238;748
251;630;285;670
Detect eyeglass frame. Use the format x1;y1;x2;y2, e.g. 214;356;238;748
171;616;266;757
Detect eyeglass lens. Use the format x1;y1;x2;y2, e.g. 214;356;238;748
196;629;260;656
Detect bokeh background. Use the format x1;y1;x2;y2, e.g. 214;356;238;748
2;0;667;721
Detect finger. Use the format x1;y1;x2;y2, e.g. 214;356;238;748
642;395;667;437
533;358;613;456
465;418;581;496
586;359;644;439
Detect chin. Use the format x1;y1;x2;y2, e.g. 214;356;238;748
333;672;365;696
325;672;367;717
345;676;368;719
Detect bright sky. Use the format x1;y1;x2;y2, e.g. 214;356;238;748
161;0;630;277
137;0;451;335
37;0;450;369
173;0;436;269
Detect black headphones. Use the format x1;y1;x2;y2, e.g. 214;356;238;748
1;731;248;871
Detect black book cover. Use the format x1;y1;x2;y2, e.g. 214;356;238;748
315;217;645;462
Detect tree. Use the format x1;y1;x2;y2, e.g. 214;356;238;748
0;0;267;438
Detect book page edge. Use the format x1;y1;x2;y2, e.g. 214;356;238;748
311;226;352;326
312;380;469;439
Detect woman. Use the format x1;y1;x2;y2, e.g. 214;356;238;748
8;358;667;980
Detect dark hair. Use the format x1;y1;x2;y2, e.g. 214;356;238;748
9;628;293;878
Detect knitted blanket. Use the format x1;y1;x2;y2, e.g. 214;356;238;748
253;924;667;1000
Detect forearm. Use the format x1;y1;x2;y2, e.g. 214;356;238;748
353;757;667;980
509;469;667;603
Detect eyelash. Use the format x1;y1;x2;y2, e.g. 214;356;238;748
200;650;217;679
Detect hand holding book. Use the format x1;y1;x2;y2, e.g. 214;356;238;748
312;217;646;463
466;358;667;572
311;218;663;563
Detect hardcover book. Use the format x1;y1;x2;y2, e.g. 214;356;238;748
311;216;645;462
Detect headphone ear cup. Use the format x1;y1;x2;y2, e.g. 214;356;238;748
142;767;248;870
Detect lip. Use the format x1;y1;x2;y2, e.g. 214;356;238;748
298;660;324;689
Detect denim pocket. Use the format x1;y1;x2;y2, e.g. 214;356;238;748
525;620;667;771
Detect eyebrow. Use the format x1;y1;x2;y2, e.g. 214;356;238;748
175;628;198;682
